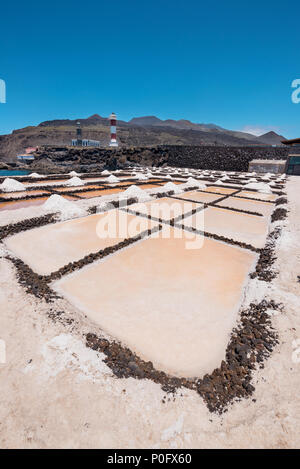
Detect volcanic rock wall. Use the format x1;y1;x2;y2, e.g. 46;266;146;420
164;145;289;171
22;145;289;173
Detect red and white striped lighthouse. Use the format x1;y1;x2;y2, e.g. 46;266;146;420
109;112;118;147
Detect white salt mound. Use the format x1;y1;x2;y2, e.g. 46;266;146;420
248;178;257;182
43;195;86;219
29;172;40;178
122;185;145;196
65;176;84;187
185;177;207;189
161;182;183;194
121;185;150;201
135;173;148;180
101;170;110;175
165;175;172;180
96;201;109;213
105;175;120;183
244;182;272;193
69;171;80;176
0;178;26;192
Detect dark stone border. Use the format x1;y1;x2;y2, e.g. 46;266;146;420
174;223;260;253
0;191;51;203
0;179;164;205
45;225;162;283
0;171;133;184
0;176;284;206
5;255;59;302
4;225;162;302
275;197;287;206
122;203;204;228
233;194;276;204
195;300;279;412
250;227;284;282
0;214;56;241
212;204;264;217
86;298;279;413
123;204;260;253
271;208;288;223
122;187;263;252
87;197;140;214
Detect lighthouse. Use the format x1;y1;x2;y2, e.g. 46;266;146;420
76;121;82;145
109;112;118;147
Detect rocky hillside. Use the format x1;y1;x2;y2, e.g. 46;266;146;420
0;114;286;162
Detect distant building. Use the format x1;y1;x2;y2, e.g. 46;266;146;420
248;159;286;174
71;121;100;147
17;154;35;161
282;138;300;175
17;146;37;161
71;139;100;147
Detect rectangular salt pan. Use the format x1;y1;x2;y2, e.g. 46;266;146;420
182;206;269;248
54;226;256;378
5;210;158;275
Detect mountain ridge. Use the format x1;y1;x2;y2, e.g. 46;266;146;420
0;114;286;162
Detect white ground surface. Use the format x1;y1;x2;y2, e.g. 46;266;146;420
0;175;299;448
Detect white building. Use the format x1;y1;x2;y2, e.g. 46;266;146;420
71;139;100;148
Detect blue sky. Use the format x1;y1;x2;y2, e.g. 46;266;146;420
0;0;299;137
